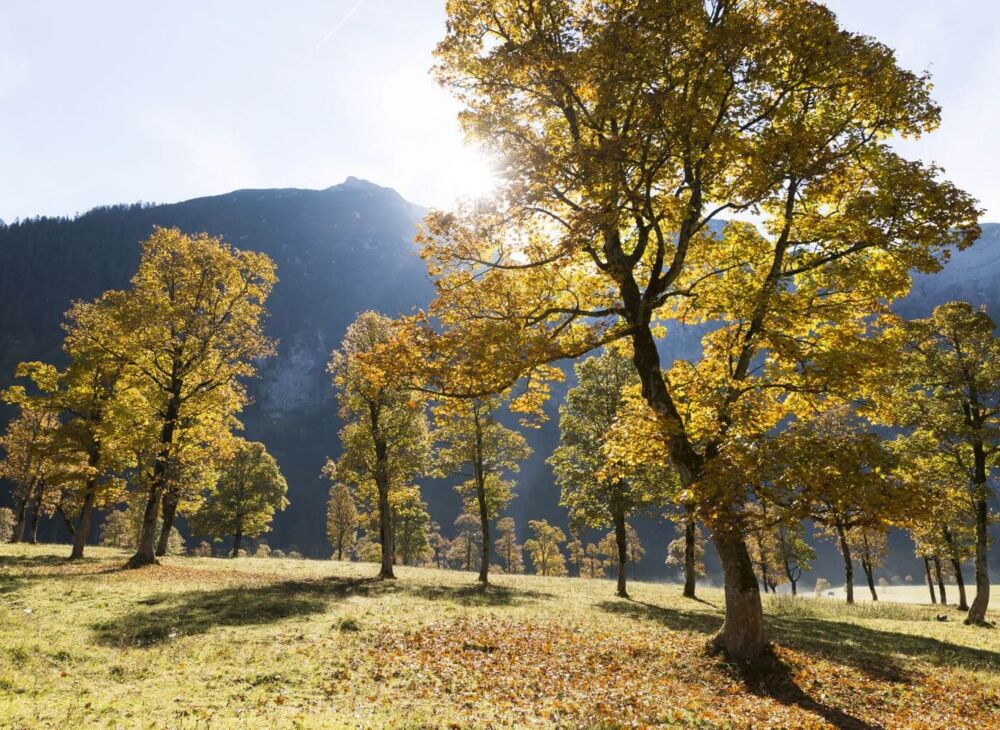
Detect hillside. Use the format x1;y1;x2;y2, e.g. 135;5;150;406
2;543;998;728
1;184;998;579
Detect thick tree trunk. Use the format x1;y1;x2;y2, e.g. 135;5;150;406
613;509;628;598
924;557;937;604
967;496;991;624
861;558;878;601
711;527;767;662
12;494;28;543
128;393;181;569
789;576;797;596
377;479;394;579
69;485;97;560
28;502;41;544
942;524;969;611
683;512;697;598
155;491;180;557
835;522;854;604
933;557;947;606
475;475;490;586
231;526;243;558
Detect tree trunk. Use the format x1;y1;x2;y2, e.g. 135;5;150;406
337;541;343;561
56;502;77;538
924;557;937;604
711;526;768;663
933;557;947;606
967;495;991;624
28;500;41;544
12;493;28;543
377;480;394;578
942;524;969;611
155;490;180;557
231;525;243;558
861;558;878;601
683;511;697;598
475;472;490;586
789;576;797;596
613;509;628;598
69;485;97;560
835;521;854;604
128;393;181;569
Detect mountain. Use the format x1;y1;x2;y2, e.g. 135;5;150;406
1;183;997;583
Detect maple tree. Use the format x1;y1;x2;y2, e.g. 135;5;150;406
328;311;431;578
326;482;359;560
65;227;276;567
190;439;288;557
0;507;15;542
550;349;677;597
524;519;567;577
395;0;983;661
450;511;483;571
433;394;531;584
0;397;60;544
494;516;524;573
848;527;888;602
870;302;999;623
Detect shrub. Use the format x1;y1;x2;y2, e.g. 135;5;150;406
236;549;248;558
254;543;271;558
287;550;303;560
0;507;16;542
814;578;831;596
271;549;286;559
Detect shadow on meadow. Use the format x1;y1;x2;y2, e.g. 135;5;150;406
600;596;1000;730
91;574;553;647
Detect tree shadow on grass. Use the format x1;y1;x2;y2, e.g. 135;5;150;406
598;597;1000;730
92;576;383;647
406;582;554;607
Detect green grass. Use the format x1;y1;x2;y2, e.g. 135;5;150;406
2;543;999;728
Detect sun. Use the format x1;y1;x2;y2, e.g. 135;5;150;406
445;145;502;202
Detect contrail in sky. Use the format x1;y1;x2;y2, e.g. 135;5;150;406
299;0;370;67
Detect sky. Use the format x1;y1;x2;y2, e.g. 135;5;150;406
1;1;998;222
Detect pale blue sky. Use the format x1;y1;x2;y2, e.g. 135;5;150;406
1;1;998;222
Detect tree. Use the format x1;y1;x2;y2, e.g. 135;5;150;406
0;507;16;542
759;408;913;604
666;522;706;585
874;302;1000;624
427;522;451;569
550;349;676;597
450;512;483;572
746;504;785;594
406;0;979;661
494;516;524;574
392;486;431;566
433;395;531;585
582;543;606;579
774;523;815;597
624;524;645;579
814;578;832;596
524;519;567;577
65;227;276;567
849;527;888;601
326;482;359;560
329;311;430;578
0;400;60;543
190;440;288;557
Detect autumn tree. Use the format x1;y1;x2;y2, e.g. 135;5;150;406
427;521;451;569
550;349;676;597
190;440;288;557
761;409;911;604
398;0;980;660
433;394;531;585
666;519;707;587
848;527;888;601
774;523;815;596
450;511;483;571
0;398;60;544
65;227;276;567
329;311;430;578
494;516;524;573
326;481;359;560
524;519;567;577
0;507;15;542
873;302;999;624
392;485;431;566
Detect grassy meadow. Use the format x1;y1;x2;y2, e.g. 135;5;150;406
1;543;999;729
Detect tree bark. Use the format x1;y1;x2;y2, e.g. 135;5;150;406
924;557;937;604
711;526;767;662
231;525;243;558
861;558;878;601
613;509;628;598
835;521;854;604
28;500;41;544
683;511;697;598
155;490;180;557
12;493;28;543
942;524;969;611
475;472;490;586
69;485;97;560
128;392;181;569
967;495;991;623
933;557;947;606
